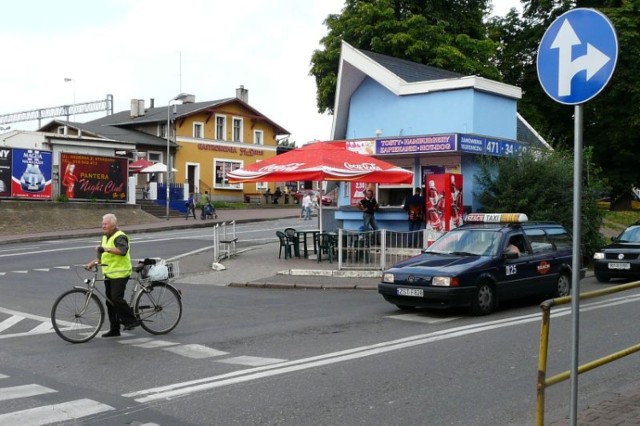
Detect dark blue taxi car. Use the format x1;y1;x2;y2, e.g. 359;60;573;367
378;213;577;315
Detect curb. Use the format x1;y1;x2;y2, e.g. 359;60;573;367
229;282;377;290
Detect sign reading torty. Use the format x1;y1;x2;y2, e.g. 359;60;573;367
376;135;456;154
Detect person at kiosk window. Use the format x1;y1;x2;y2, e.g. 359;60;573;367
358;189;379;231
84;213;140;337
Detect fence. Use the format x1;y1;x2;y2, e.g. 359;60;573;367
213;221;237;262
337;229;424;270
536;280;640;425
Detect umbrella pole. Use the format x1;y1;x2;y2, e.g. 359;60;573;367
319;183;324;233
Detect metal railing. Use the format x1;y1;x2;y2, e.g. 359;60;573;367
536;280;640;425
337;229;424;270
213;221;237;262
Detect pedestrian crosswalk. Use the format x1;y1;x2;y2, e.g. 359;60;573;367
0;374;114;425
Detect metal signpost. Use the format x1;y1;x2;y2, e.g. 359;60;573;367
537;8;618;425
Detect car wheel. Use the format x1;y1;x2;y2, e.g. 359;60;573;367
471;282;495;315
555;273;571;297
395;304;417;311
594;272;610;283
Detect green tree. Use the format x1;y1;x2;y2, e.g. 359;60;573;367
474;148;607;258
490;0;640;201
310;0;499;114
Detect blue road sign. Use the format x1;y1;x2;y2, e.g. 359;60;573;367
537;8;618;105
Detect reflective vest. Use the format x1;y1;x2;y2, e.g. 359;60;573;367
101;230;131;279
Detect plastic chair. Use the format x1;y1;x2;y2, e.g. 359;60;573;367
316;232;337;263
276;231;295;259
284;228;301;258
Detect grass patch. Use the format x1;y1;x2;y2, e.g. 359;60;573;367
603;210;640;231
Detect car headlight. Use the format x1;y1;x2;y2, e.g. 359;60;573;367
593;252;605;260
382;273;395;283
432;276;459;287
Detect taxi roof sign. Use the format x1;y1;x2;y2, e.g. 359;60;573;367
465;213;528;223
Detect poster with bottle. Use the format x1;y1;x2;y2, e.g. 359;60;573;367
60;153;128;201
11;149;52;199
424;173;463;244
0;148;11;197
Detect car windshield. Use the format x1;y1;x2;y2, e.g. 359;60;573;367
426;229;501;256
618;226;640;242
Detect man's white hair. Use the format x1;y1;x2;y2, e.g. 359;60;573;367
103;213;118;225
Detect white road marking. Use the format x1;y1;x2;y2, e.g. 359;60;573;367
9;271;28;274
0;316;24;333
28;322;53;333
133;340;181;349
0;398;114;425
217;356;287;367
125;294;640;403
0;374;8;379
163;344;228;359
0;384;57;402
386;313;461;324
33;268;50;272
117;337;153;345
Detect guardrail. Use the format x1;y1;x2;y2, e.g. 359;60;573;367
536;280;640;425
337;229;424;270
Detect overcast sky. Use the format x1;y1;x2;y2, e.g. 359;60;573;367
0;0;521;144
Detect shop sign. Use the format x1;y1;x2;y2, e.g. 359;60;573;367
376;135;456;155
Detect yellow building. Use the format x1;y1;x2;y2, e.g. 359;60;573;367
40;87;290;203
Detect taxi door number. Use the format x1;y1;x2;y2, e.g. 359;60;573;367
505;265;517;276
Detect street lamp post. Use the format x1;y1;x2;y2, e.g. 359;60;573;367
63;78;76;120
166;93;195;220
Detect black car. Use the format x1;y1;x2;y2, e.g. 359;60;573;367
378;213;578;315
593;221;640;283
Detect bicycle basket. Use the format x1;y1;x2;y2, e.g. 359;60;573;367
147;264;169;281
165;261;179;280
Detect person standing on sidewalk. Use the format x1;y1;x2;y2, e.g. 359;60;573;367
302;192;313;220
84;213;140;337
358;189;379;231
185;192;196;220
403;187;425;247
200;190;210;219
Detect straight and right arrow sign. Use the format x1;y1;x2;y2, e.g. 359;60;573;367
537;8;618;105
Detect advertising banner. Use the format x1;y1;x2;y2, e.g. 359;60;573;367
458;134;524;157
11;149;52;199
349;181;371;206
376;134;456;155
0;148;11;197
60;153;128;201
425;173;463;244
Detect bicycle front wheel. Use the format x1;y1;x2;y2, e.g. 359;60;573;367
134;282;182;335
51;289;104;343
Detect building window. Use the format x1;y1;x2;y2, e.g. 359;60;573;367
215;115;226;140
232;117;243;142
193;122;204;138
57;126;67;135
159;123;168;138
214;160;242;189
254;130;263;145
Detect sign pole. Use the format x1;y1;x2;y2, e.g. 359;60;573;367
569;104;583;425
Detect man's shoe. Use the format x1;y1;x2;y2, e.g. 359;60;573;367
123;320;141;331
102;330;121;338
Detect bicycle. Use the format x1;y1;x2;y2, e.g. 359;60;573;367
50;260;183;344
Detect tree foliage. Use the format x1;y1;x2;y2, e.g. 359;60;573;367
310;0;500;114
490;0;640;200
474;148;607;258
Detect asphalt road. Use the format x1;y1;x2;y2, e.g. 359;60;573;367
1;223;640;425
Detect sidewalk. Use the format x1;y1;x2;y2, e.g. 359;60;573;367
2;207;639;424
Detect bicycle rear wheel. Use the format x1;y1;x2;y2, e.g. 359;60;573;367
134;282;182;335
51;289;104;343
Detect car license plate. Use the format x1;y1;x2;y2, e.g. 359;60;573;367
397;288;424;297
608;262;631;270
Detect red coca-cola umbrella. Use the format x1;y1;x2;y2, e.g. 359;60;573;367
129;158;155;174
227;141;413;183
227;141;413;231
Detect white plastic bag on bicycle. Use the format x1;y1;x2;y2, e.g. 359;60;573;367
147;261;169;281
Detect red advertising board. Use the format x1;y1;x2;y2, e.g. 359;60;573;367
60;153;128;201
425;173;463;242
